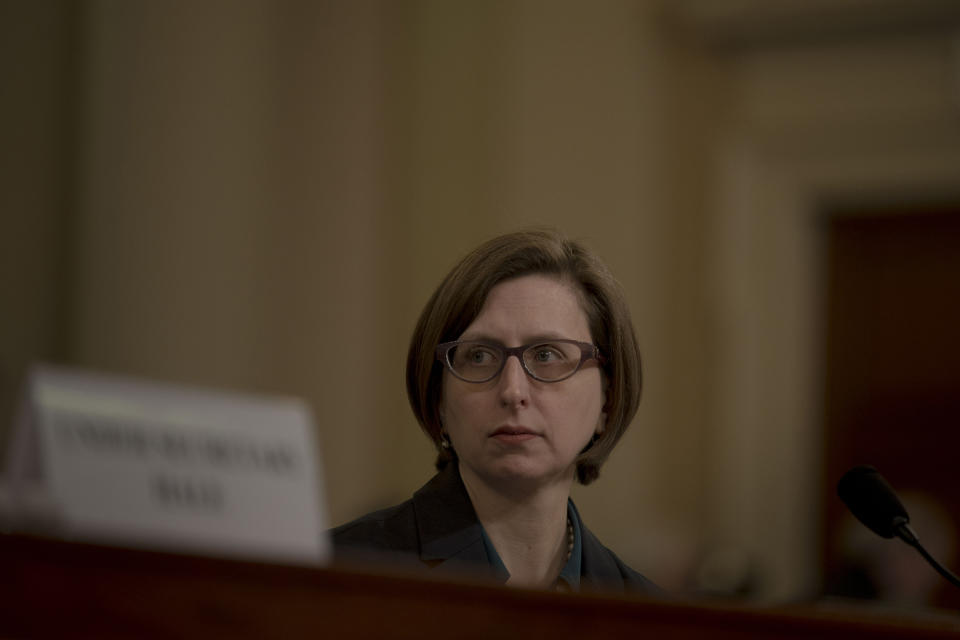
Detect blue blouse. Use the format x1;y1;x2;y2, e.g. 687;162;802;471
478;499;583;590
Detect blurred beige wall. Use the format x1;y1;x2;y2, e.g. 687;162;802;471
4;0;960;599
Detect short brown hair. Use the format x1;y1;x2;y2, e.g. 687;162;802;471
405;228;642;485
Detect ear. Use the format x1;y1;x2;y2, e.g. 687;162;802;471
597;375;610;435
595;410;607;436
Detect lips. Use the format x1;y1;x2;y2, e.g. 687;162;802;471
490;426;539;443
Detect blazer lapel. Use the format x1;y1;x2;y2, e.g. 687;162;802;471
412;464;492;574
579;520;628;593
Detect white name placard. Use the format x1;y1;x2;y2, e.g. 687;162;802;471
3;365;329;565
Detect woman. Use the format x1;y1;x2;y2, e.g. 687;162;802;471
333;229;656;593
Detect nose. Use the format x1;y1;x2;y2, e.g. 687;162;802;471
498;354;530;408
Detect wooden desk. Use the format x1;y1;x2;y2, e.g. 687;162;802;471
3;534;959;638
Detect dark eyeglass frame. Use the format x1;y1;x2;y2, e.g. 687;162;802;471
435;339;604;383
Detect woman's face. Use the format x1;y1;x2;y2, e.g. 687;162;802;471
439;274;606;492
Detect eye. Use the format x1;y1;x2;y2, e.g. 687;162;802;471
469;349;491;363
461;344;499;365
531;344;565;362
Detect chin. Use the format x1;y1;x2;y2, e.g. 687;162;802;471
474;457;573;489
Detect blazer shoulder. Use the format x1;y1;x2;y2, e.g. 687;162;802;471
609;548;662;594
330;498;419;556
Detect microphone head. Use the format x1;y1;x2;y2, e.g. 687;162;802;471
837;465;910;539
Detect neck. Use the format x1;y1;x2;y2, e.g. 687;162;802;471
459;465;574;589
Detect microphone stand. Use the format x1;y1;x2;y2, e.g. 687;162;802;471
894;518;960;590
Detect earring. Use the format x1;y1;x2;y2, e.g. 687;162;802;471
440;433;452;449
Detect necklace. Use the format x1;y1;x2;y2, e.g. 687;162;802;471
553;517;576;592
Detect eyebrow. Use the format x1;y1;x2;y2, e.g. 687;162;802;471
457;332;577;345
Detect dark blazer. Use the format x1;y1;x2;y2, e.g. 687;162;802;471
331;464;659;595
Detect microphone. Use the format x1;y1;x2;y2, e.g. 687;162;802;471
837;465;916;541
837;465;960;590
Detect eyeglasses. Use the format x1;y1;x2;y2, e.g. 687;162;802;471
435;339;603;383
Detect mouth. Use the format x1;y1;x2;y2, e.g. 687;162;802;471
490;426;539;443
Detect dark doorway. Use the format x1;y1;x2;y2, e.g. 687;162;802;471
821;207;960;608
